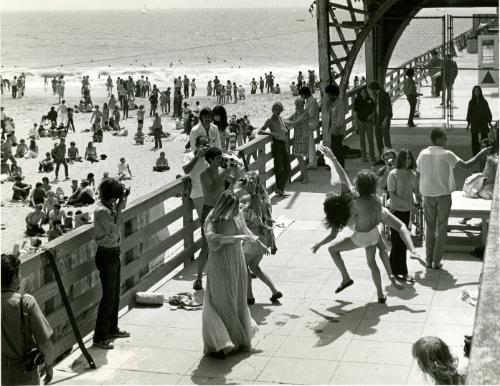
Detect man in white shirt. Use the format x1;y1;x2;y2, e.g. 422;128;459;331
189;108;221;150
416;128;491;269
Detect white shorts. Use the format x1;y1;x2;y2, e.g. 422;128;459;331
351;226;380;248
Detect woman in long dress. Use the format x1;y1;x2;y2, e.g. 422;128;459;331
202;191;260;357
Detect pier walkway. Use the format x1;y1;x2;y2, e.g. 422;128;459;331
51;129;483;384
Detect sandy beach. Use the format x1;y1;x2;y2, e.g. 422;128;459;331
1;77;297;253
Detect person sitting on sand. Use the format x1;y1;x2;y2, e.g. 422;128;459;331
67;141;82;162
47;220;63;241
28;123;39;140
68;180;95;206
134;127;145;145
48;203;66;227
273;84;281;94
38;152;54;172
15;139;27;158
12;176;31;202
26;139;38;158
117;158;132;180
34;122;45;138
84;142;98;163
153;151;170;172
74;211;91;228
25;204;45;236
48;121;58;138
30;182;47;206
56;123;66;138
41;176;52;193
43;190;58;223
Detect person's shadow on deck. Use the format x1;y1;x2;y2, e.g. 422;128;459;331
309;300;426;347
414;269;479;291
190;349;262;385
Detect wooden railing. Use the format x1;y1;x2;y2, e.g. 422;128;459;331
467;176;500;384
19;176;200;360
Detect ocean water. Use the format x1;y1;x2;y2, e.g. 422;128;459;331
1;8;321;87
0;8;478;88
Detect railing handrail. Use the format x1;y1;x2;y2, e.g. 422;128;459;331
466;174;500;385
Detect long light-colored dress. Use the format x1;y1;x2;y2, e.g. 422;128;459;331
202;213;258;354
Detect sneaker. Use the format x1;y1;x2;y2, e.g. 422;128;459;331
408;123;417;127
108;329;130;339
93;340;114;349
193;279;203;291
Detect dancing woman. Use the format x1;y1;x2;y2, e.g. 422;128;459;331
312;145;418;303
239;171;282;305
202;191;260;357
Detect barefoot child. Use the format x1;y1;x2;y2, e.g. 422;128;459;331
312;145;417;303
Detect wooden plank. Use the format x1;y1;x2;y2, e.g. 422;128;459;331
141;205;186;236
329;56;348;63
345;0;360;38
32;260;96;305
121;178;185;222
46;285;101;329
331;40;356;46
331;2;370;15
119;245;198;308
328;5;351;56
329;21;364;29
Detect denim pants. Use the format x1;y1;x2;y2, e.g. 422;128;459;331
271;140;291;192
375;118;392;156
407;95;417;124
357;119;375;160
424;195;452;265
94;247;121;342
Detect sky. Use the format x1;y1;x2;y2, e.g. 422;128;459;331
0;0;312;12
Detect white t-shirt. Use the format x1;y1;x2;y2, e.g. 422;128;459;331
417;146;461;197
183;152;208;199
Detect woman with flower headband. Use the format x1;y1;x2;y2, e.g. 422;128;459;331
202;190;262;358
239;171;282;305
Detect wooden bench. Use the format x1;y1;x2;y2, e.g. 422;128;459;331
446;191;492;250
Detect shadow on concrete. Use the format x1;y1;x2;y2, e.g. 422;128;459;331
51;346;109;384
413;269;479;291
308;300;426;347
190;350;262;385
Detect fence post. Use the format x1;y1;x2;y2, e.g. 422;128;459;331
182;178;195;266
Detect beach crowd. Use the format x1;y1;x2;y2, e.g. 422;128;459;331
1;62;498;386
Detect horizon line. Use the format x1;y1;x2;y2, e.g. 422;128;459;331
1;6;310;12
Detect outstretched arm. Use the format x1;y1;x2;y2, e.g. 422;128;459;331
318;144;354;193
312;227;338;253
381;207;417;255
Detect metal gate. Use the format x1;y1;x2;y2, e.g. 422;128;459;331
384;14;498;123
448;15;499;122
384;16;446;121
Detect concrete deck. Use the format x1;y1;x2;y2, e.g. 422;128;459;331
51;161;482;385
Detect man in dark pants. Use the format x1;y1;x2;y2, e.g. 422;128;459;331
325;84;346;167
369;81;393;165
258;102;291;196
52;137;69;181
403;68;418;128
93;178;130;349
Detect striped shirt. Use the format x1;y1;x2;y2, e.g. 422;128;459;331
94;202;120;248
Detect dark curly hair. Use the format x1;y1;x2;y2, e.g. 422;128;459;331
323;192;354;230
1;254;21;287
354;169;378;197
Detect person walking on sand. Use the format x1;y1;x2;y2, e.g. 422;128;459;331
152;112;163;150
58;100;68;126
183;75;190;99
190;78;197;97
53;137;69;181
